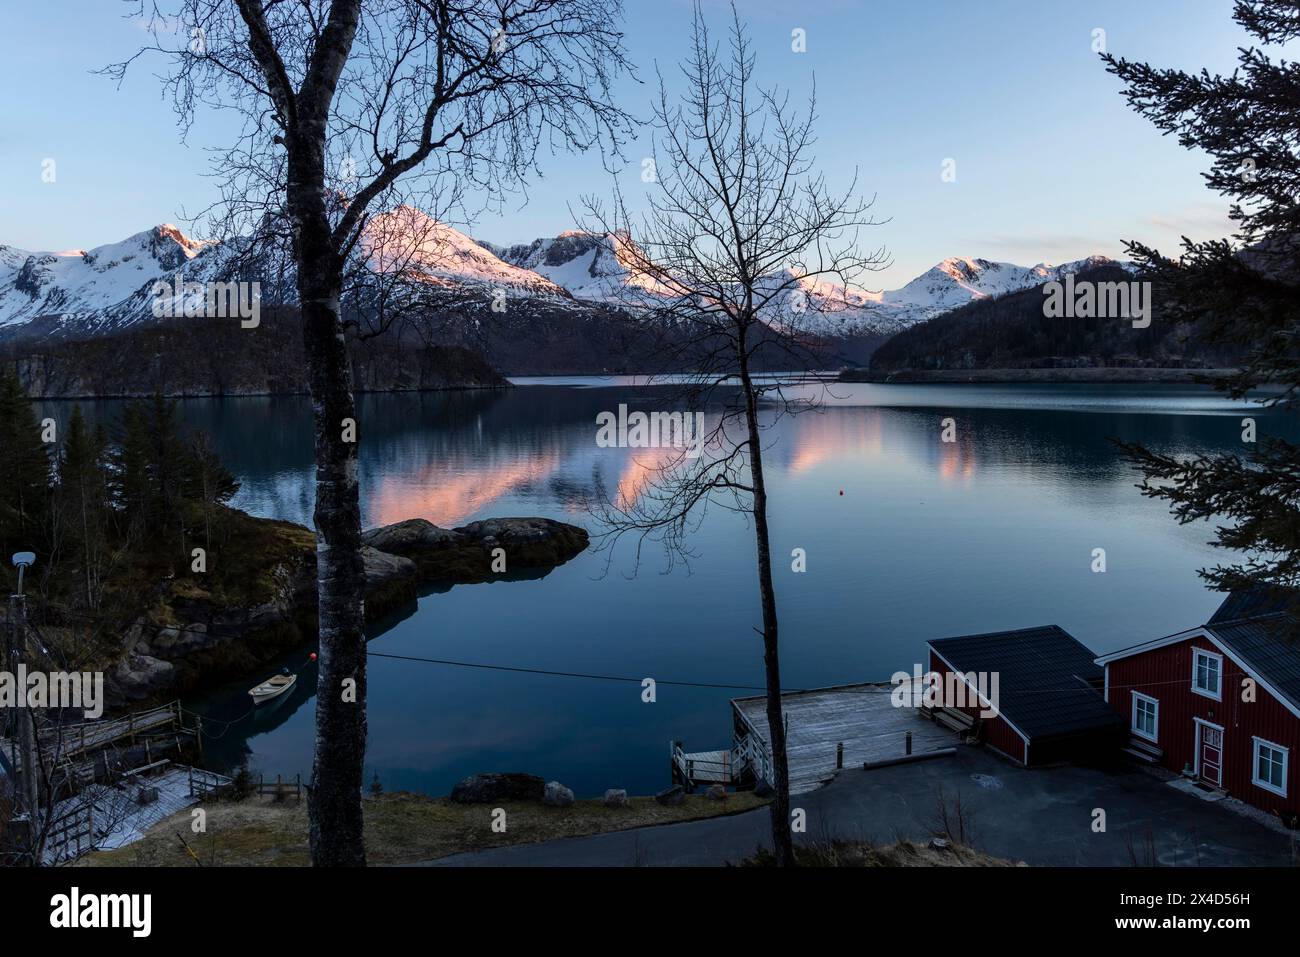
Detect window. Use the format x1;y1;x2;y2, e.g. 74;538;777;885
1131;692;1158;742
1192;649;1222;701
1252;738;1288;797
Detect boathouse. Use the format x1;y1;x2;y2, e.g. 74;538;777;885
926;625;1124;766
1096;591;1300;820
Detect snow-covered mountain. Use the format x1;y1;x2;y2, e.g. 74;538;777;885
0;225;232;339
487;230;673;301
881;256;1115;315
363;206;572;299
0;215;1117;344
806;255;1118;336
492;236;1115;337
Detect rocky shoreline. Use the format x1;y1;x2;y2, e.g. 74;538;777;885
105;514;588;708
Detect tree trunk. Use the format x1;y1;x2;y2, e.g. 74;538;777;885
79;486;93;609
18;706;42;864
291;161;368;867
737;343;795;867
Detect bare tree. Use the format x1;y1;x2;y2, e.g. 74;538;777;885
583;5;888;866
108;0;633;865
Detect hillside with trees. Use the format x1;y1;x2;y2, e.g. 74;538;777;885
1;375;240;606
862;263;1239;377
0;374;326;699
1;308;507;398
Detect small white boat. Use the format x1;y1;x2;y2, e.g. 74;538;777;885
249;671;296;704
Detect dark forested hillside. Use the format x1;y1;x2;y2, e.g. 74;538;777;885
1;308;508;398
866;263;1238;375
0;297;874;390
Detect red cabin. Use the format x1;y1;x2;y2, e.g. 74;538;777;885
1096;591;1300;822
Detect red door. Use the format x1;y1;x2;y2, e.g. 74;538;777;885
1199;725;1223;787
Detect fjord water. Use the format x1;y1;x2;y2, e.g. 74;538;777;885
43;382;1289;797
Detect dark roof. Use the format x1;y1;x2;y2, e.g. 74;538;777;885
1202;588;1300;713
928;625;1124;741
1209;586;1300;625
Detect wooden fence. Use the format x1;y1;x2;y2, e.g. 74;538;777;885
256;773;303;800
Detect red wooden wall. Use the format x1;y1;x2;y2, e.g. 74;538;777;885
929;649;1027;765
1105;634;1300;817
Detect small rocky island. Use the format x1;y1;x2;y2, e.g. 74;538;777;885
106;512;588;707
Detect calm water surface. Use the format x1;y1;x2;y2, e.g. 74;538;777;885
38;381;1291;797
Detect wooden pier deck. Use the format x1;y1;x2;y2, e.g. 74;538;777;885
1;701;188;775
41;701;184;759
733;680;956;794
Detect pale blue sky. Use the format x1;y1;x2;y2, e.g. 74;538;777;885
0;0;1260;288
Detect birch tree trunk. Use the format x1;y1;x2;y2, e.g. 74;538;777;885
289;126;368;868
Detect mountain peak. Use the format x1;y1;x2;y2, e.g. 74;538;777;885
932;257;998;282
361;208;570;296
151;223;207;258
0;211;1123;345
1028;254;1114;273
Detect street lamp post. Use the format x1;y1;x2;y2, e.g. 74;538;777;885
8;551;41;863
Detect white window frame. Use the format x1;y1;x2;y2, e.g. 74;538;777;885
1131;692;1159;743
1191;648;1223;701
1251;737;1288;798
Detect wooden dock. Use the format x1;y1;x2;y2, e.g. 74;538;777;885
41;761;233;863
672;678;958;794
1;701;189;777
732;679;956;794
41;701;185;759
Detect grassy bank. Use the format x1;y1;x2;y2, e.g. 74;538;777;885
80;790;770;867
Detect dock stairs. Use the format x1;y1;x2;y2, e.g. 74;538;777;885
929;706;977;737
1122;735;1163;765
671;733;767;790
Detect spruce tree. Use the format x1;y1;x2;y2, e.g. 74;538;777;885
110;402;152;548
1102;1;1300;601
60;405;110;609
110;395;190;562
183;431;240;556
0;369;51;551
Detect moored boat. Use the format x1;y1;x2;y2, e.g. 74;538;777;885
248;670;296;704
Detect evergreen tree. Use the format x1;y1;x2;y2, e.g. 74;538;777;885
0;375;240;614
110;402;152;546
107;394;233;568
0;369;51;550
59;405;111;609
183;431;240;555
1103;1;1300;600
143;393;190;558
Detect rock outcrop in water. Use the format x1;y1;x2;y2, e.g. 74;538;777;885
101;511;589;708
361;517;590;582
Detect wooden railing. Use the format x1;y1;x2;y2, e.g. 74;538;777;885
188;766;232;798
43;803;94;864
733;728;771;785
672;745;733;783
37;701;184;760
